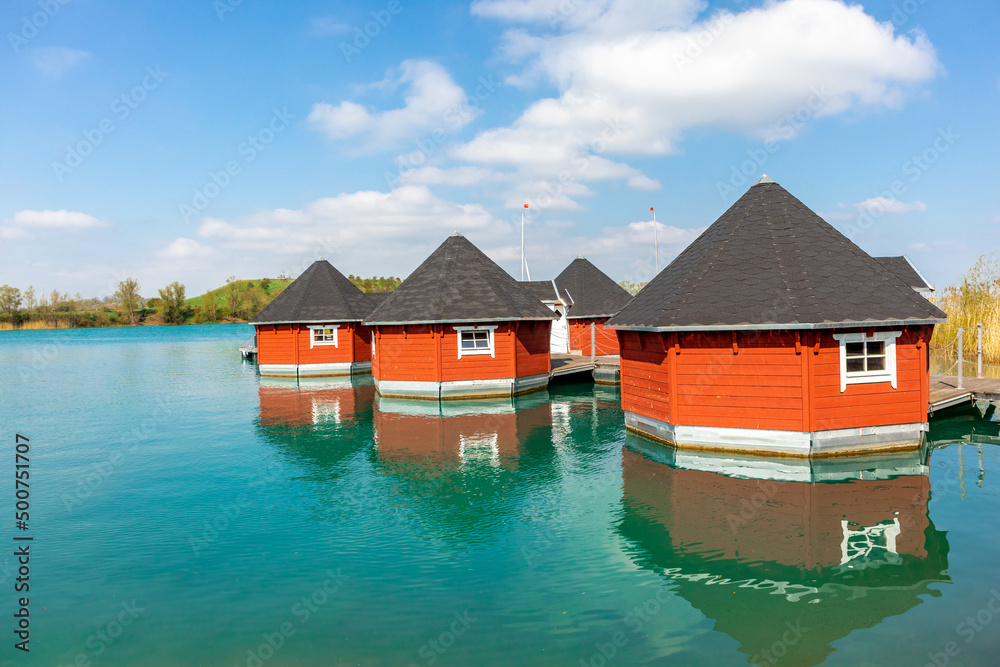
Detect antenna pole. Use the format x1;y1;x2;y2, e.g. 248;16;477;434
651;207;659;275
522;204;530;281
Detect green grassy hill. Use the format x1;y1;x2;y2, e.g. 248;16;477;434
185;278;293;310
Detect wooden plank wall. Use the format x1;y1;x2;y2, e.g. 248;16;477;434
514;321;551;378
255;323;297;365
294;322;356;364
619;331;671;423
620;326;934;433
811;326;931;431
675;331;805;431
373;324;439;382
568;318;621;355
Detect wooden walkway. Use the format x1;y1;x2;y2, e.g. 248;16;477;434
550;354;621;384
929;375;1000;414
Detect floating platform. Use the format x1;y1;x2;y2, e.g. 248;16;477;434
929;375;1000;414
549;353;620;384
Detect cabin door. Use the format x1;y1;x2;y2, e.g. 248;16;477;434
550;305;569;354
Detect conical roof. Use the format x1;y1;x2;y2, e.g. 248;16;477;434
607;179;946;330
365;234;555;324
555;256;632;319
250;260;375;324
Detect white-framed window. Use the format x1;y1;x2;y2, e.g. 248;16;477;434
454;325;497;359
308;324;339;349
832;331;900;392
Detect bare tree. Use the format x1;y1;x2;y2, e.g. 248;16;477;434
115;277;142;325
23;286;36;312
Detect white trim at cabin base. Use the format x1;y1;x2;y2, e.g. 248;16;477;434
623;411;927;458
624;434;930;483
259;361;372;378
375;374;549;400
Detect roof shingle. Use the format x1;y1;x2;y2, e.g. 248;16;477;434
607;179;946;330
250;260;376;324
366;234;555;324
555;257;632;319
876;256;933;291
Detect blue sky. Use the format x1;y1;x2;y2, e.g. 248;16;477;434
1;0;997;298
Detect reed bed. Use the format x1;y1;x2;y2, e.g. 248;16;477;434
0;320;73;331
930;254;1000;365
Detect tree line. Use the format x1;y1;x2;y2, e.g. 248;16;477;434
0;274;402;330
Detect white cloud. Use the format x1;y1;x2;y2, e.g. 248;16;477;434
29;47;92;76
158;238;215;260
471;0;702;33
0;227;31;241
194;186;506;276
307;60;477;150
309;17;350;36
399;166;507;187
9;210;106;229
449;0;940;208
907;240;967;252
853;197;928;215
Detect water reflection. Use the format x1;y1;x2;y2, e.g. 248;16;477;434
255;376;376;474
365;393;563;545
619;436;951;666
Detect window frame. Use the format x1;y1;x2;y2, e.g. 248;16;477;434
454;325;497;359
307;324;339;349
831;331;900;392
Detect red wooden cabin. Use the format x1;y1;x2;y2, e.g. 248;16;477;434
606;176;947;457
365;233;555;400
555;256;631;356
250;260;384;378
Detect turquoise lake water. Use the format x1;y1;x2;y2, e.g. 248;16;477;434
1;324;999;666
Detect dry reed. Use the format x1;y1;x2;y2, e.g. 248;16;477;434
930;253;1000;364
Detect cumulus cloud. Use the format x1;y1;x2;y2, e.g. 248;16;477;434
853;197;928;215
193;185;507;277
158;238;215;260
29;47;92;76
307;60;477;150
449;0;941;208
8;210;106;229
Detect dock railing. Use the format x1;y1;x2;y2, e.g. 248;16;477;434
932;322;992;386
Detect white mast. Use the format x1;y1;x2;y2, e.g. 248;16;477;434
651;207;659;275
521;204;531;280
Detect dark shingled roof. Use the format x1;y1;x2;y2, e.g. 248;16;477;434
607;178;947;331
876;256;933;291
366;234;555;325
365;292;392;310
556;256;632;319
250;260;375;324
521;280;562;303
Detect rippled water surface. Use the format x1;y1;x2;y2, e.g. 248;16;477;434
1;325;999;666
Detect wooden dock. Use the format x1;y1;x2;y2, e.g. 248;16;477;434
929;375;1000;414
550;354;621;384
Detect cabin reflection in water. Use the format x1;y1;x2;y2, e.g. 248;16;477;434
257;376;376;428
619;437;951;666
373;392;554;467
